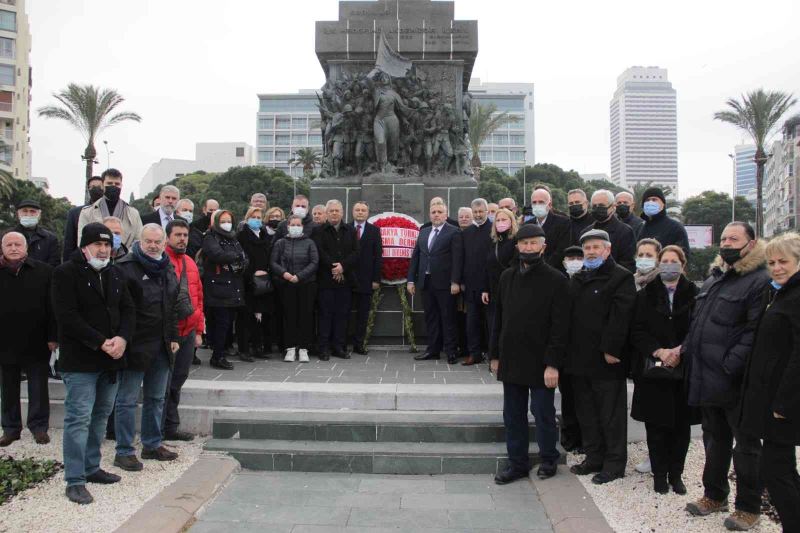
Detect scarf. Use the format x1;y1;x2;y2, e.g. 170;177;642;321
0;254;26;274
132;241;170;278
98;197;125;220
634;267;661;291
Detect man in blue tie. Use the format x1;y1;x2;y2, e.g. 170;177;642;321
407;201;464;363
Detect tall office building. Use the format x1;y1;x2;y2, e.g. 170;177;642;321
609;66;678;196
256;79;535;177
0;0;31;181
733;144;756;204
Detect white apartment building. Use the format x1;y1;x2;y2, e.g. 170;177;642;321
609;66;678;196
763;117;800;237
0;0;31;181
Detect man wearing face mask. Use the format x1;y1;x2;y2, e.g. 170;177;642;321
78;168;143;251
615;191;644;240
584;189;635;272
523;188;571;273
52;223;135;504
12;199;60;267
460;198;492;365
102;216;128;261
559;244;585;454
175;199;202;259
191;198;219;236
566;229;636;485
489;224;569;484
64;176;105;263
276;195;316;240
562;246;584;277
141;185;182;229
567;189;593;245
639;187;690;257
682;222;768;525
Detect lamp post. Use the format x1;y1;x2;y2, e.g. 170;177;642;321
728;153;735;222
103;140;112;169
522;149;527;205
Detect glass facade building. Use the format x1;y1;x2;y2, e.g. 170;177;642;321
734;144;756;204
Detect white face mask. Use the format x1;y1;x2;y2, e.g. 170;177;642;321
288;225;303;238
179;211;193;224
219;222;233;233
636;257;657;273
531;205;548;219
86;250;109;271
293;207;308;219
19;215;39;228
564;259;583;275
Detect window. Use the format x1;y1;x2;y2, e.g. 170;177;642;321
479;150;491;161
0;64;13;86
508;117;524;129
235;147;245;157
509;150;525;161
275;134;290;146
0;10;15;32
259;98;318;113
509;134;525;145
0;37;13;59
309;134;322;145
292;117;307;129
257;134;272;146
291;133;306;145
0;90;11;112
275;151;290;162
258;117;274;129
308;117;322;130
493;149;509;160
258;150;273;162
492;134;508;145
275;116;290;129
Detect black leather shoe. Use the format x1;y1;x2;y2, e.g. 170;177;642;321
669;475;687;495
536;462;557;479
569;460;602;476
414;352;440;361
494;468;529;485
210;357;234;370
0;433;20;447
447;356;457;364
591;471;624;485
561;440;582;453
86;469;121;484
319;351;331;361
65;485;93;504
332;349;351;359
654;475;668;494
237;351;254;363
113;454;143;472
164;429;195;442
251;348;270;360
353;345;369;355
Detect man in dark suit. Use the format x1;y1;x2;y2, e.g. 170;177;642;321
585;189;636;272
140;185;182;229
523;188;571;273
407;202;463;364
63;176;105;263
461;198;492;365
350;201;382;355
420;197;459;229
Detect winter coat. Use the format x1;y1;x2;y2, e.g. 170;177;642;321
461;221;493;292
51;251;136;373
640;210;690;257
275;213;316;240
270;234;319;285
569;212;594;246
315;222;359;289
166;246;205;337
523;213;572;272
630;276;701;428
565;256;636;380
740;272;800;444
62;205;84;263
15;225;60;267
237;226;274;313
489;259;569;387
116;252;179;370
485;233;517;298
619;213;645;241
201;228;248;308
78;198;143;251
586;215;636;272
0;258;56;365
683;241;769;408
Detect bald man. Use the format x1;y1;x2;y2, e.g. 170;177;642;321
615;191;644;240
523;189;571;273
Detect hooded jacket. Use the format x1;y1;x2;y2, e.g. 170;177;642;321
683;241;769;407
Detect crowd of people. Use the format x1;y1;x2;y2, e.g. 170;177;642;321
0;168;798;532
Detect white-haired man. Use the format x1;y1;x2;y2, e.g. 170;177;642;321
141;185;181;228
523;188;571;273
460;198;492;365
584;190;635;272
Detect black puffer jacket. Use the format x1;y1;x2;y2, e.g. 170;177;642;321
270;234;319;285
683;241;769;408
740;272;800;444
201;227;248;308
640;210;690;257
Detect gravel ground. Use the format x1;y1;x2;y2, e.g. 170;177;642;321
0;430;204;533
568;438;782;533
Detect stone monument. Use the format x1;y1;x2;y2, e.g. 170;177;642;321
311;0;479;224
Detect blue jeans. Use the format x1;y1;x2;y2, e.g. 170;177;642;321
115;348;171;455
503;382;560;472
62;371;119;487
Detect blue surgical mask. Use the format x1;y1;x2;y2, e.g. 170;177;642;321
635;257;656;273
643;201;662;217
247;218;263;231
487;214;495;224
564;259;583;276
112;234;122;251
771;280;783;291
584;256;604;270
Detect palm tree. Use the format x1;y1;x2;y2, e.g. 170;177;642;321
37;84;141;199
288;147;322;177
714;89;796;237
468;103;518;176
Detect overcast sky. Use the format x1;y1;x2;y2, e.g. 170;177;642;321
28;0;800;205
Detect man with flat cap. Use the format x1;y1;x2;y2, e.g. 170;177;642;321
14;199;60;267
566;228;636;485
490;223;569;484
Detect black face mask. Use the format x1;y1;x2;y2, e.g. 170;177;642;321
616;205;630;219
720;243;749;266
104;185;121;203
267;219;280;229
568;204;585;219
591;205;610;222
519;251;543;266
88;186;104;203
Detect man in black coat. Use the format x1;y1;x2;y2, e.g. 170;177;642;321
113;224;180;472
683;222;768;525
190;198;219;235
408;202;464;364
615;191;644;241
566;229;636;485
489;224;569;484
0;232;56;447
315;199;359;360
140;185;182;229
640;187;690;256
524;189;571;273
53;223;136;504
585;189;635;272
460;198;493;365
63;176;104;262
567;189;593;245
13;199;60;267
350;201;382;355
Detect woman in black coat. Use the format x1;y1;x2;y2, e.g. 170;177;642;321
630;245;698;495
740;233;800;531
201;209;248;370
482;208;518;332
237;206;274;360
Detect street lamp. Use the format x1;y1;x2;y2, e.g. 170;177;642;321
522;149;527;205
103;140;113;169
728;153;735;223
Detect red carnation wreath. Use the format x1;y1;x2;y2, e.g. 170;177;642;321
368;212;420;284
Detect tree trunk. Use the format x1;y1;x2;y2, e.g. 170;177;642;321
755;147;767;238
83;142;97;204
471;154;482;180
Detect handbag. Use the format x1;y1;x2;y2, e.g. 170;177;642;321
642;352;683;380
175;257;195;320
252;272;274;296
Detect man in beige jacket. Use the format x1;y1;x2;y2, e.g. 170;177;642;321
78;169;142;251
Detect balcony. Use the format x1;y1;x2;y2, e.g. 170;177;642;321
0;1;15;6
3;126;10;140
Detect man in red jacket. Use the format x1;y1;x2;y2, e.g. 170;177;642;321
163;219;205;441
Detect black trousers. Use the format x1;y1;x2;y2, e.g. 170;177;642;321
318;287;352;352
351;291;373;349
236;307;271;353
762;440;800;531
701;405;762;514
503;382;560;472
572;375;627;475
271;287;285;351
421;283;457;357
1;360;49;435
283;283;316;349
558;373;582;448
163;332;195;434
464;290;487;358
206;306;236;359
645;421;690;478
